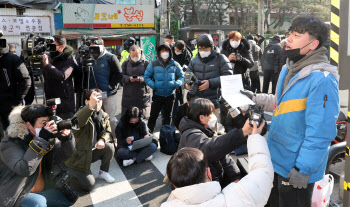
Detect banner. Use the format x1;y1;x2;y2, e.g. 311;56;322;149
0;16;51;36
62;3;154;29
141;36;157;62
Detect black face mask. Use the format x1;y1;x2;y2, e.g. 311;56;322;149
286;40;314;63
130;123;138;128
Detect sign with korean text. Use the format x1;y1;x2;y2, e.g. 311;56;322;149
0;16;51;36
62;4;154;29
141;36;157;62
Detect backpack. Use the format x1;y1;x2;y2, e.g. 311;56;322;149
159;125;178;155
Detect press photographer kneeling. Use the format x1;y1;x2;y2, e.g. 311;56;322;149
0;104;76;207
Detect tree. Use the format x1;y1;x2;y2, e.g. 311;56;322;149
227;0;257;33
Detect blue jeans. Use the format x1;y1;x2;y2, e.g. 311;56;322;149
21;189;74;207
117;143;157;163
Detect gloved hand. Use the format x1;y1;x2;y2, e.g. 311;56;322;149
288;168;309;189
38;127;55;141
240;90;255;100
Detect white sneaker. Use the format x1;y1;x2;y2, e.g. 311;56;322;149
145;155;153;161
123;159;135;167
98;170;115;183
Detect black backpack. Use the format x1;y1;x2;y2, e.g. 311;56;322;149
159;125;178;155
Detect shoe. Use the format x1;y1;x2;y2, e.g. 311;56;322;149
98;170;115;183
123;159;135;167
145;155;153;161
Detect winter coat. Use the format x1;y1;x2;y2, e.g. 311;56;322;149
89;48;123;96
248;40;263;72
161;134;274;207
0;106;75;207
0;45;31;107
254;58;340;183
43;46;77;114
172;46;192;67
186;47;233;108
65;105;112;173
221;39;254;75
179;117;245;186
278;46;287;74
144;44;184;97
115;120;149;150
262;39;282;72
173;102;188;130
121;53;151;118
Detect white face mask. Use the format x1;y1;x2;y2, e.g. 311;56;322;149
239;105;249;112
230;40;240;48
35;128;42;137
199;51;211;58
207;114;217;129
175;51;182;55
131;54;141;62
161;52;169;60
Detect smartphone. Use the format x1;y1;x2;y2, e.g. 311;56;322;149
97;92;107;100
133;75;137;78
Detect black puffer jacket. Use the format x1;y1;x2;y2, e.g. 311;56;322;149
179;116;245;186
262;38;282;72
172;46;192;67
186;47;232;108
43;46;77;114
221;38;254;75
0;44;31;106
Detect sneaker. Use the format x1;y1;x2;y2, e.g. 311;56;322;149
123;159;135;167
145;155;153;161
98;170;115;183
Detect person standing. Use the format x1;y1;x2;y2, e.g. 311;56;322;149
247;37;263;93
42;35;77;119
242;15;340;207
144;43;184;133
121;45;151;119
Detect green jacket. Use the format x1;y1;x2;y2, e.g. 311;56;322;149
65;105;112;173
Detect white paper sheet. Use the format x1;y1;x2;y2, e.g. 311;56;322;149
220;74;255;109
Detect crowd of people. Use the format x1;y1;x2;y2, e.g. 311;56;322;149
0;14;340;207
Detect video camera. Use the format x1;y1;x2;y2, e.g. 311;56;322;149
21;33;56;71
184;72;202;96
247;105;264;127
78;35;103;69
46;98;80;134
220;97;241;119
0;31;6;49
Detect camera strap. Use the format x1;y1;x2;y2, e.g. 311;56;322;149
29;140;52;156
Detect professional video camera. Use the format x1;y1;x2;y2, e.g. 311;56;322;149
247;105;264;127
51;165;79;202
21;33;56;71
0;30;6;49
78;35;103;69
46;98;79;133
184;72;202;96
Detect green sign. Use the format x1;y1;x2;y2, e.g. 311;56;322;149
141;36;157;62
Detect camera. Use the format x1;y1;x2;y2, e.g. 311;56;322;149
247;105;264;127
184;72;202;96
97;91;107;100
50;165;79;202
78;35;103;70
220;97;241;118
236;53;242;61
21;33;56;71
0;31;6;49
46;98;80;133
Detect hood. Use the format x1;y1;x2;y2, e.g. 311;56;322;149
166;181;222;205
127;51;146;64
53;45;74;60
157;43;173;60
7;105;29;139
272;35;281;43
179;116;214;137
198;46;220;63
248;40;259;53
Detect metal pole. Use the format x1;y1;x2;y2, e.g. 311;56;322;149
159;0;169;44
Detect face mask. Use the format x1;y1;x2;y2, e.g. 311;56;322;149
207;114;217;129
130;123;138;127
230;40;240;48
239;105;249;112
131;54;141;62
286;40;314;63
175;51;182;55
161;52;169;60
35;128;42;137
199;51;211;58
